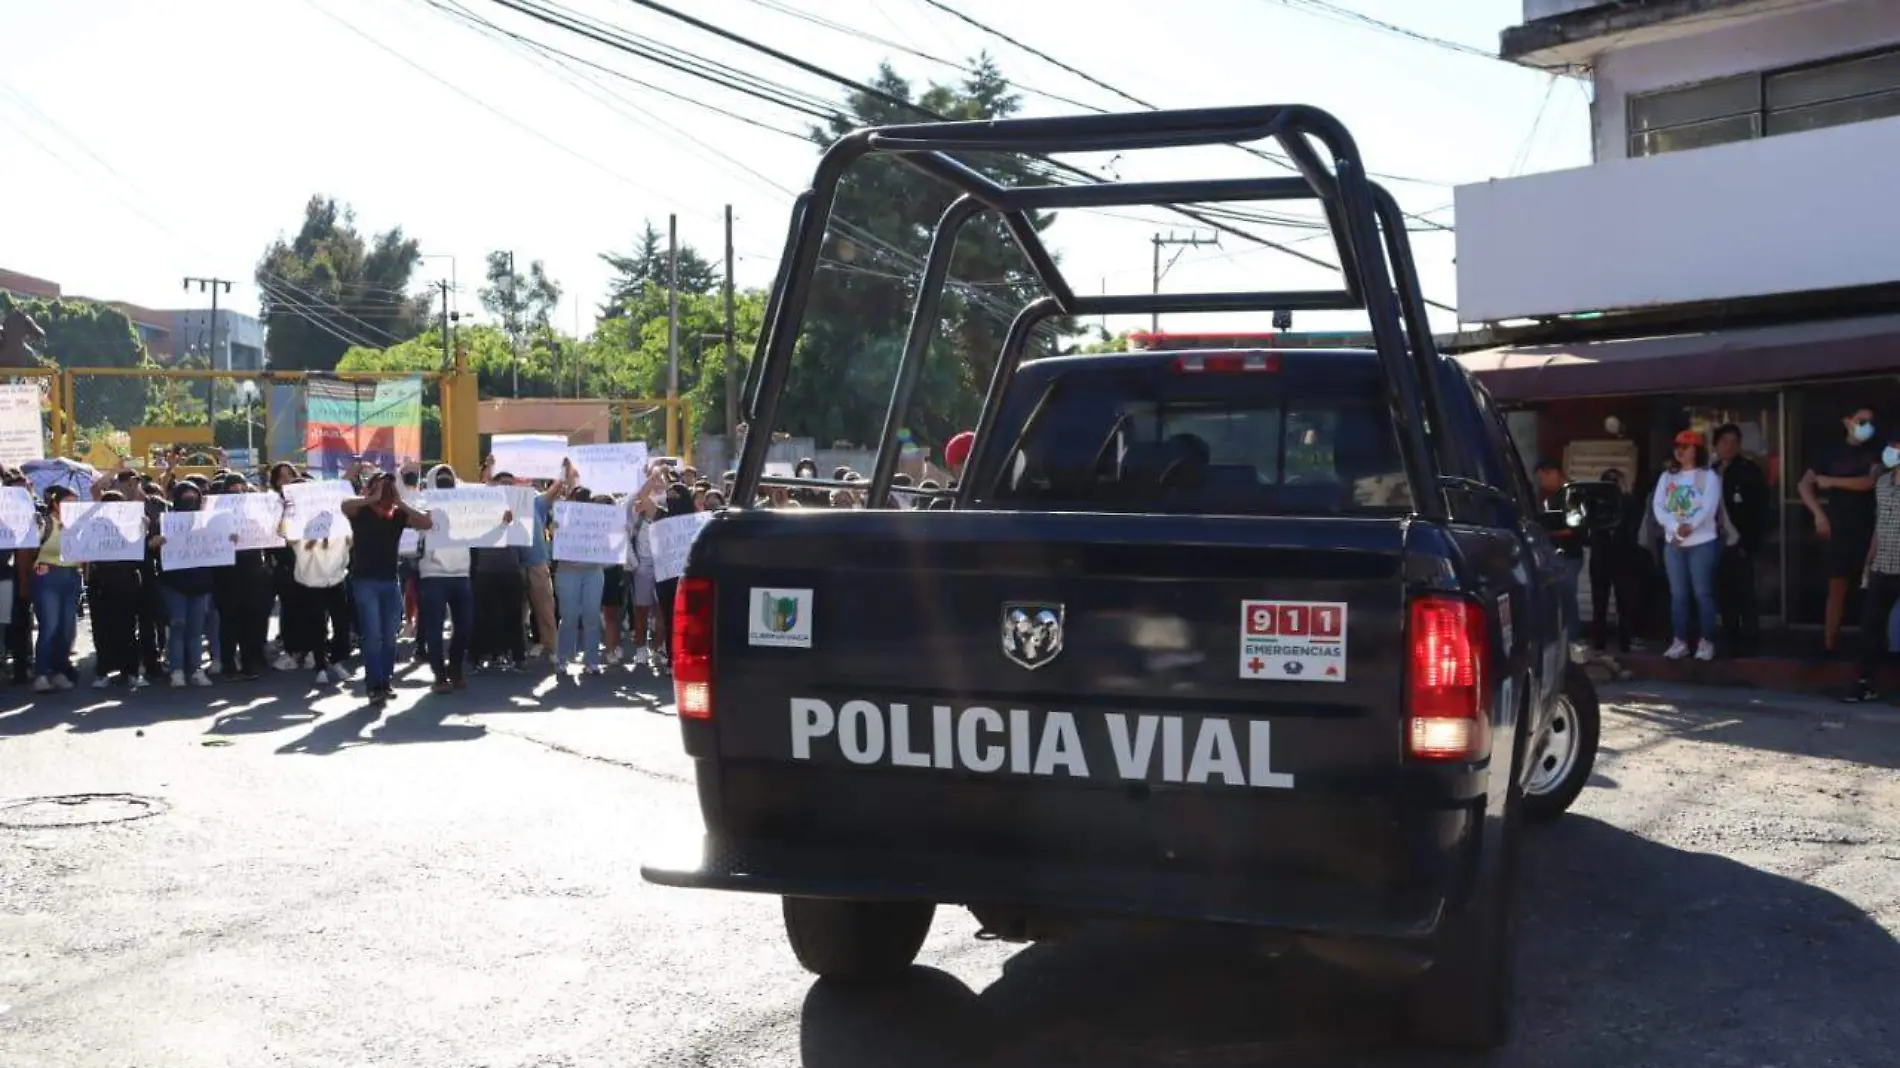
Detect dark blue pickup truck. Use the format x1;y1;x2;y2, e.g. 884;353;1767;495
643;104;1612;1051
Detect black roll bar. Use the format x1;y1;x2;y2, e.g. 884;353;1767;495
730;104;1448;522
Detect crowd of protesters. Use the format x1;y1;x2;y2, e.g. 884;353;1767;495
2;431;976;704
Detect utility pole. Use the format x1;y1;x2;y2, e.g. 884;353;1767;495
723;204;737;446
505;250;520;398
1149;232;1218;333
666;212;680;457
434;280;452;369
184;275;232;418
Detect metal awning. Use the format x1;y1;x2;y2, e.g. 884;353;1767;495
1456;313;1900;402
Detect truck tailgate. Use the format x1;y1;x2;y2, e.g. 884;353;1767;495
679;509;1473;918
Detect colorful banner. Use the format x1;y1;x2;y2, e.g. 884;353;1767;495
303;376;422;476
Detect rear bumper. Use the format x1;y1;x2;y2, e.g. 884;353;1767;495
641;836;1448;940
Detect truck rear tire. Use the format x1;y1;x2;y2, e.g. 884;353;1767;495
782;897;936;982
1404;784;1519;1050
1523;663;1601;824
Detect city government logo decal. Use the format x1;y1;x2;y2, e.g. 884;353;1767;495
748;588;813;649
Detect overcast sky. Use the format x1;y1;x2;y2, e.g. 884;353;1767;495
1;0;1590;338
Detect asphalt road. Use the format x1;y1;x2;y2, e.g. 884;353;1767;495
2;668;1896;1067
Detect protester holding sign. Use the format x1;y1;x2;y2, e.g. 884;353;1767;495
648;478;700;670
153;482;218;688
415;463;513;693
288;485;353;687
472;462;528;671
550;460;611;675
343;471;435;704
86;488;149;690
206;475;274;682
30;487;82;691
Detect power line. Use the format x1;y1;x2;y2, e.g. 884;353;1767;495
605;0;1456;310
1268;0;1501;63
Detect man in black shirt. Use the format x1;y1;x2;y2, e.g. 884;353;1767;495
1536;458;1584;613
1713;424;1770;657
1800;407;1882;655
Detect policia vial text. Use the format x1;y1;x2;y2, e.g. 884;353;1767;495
788;699;1295;789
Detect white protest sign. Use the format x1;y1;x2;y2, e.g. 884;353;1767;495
651;510;713;581
399;527;420;556
58;501;146;563
281;480;355;539
161;511;236;570
552;501;627;566
500;485;538;548
0;384;44;467
210;493;286;550
0;486;37;551
763;462;795;478
568;442;649;494
421;486;509;549
492;434;568;482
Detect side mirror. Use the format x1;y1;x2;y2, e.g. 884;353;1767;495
1549;481;1620;533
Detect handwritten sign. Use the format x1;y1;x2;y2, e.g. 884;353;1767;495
282;480;355;539
493;433;567;482
161;511;236;570
421;486;509;549
500;485;538;548
0;384;44;467
210;493;286;550
59;501;146;563
568;442;650;494
399;527;420;556
0;486;37;551
651;510;713;581
552;501;627;566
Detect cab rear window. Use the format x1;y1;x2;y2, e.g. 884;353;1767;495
977;364;1412;516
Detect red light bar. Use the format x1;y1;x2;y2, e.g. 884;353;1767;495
1173;352;1281;373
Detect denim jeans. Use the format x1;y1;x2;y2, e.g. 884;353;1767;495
418;575;474;682
554;566;604;669
31;565;80;680
1663;539;1721;644
351;577;404;688
161;585;212;676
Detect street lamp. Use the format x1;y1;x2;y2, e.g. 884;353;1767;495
233;379;260;472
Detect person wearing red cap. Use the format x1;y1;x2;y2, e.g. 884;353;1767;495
943;431;975;482
1653;429;1723;661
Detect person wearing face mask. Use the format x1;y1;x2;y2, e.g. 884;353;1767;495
342;471;434;704
154;483;217;687
1801;407;1883;658
1842;429;1900;702
1653;430;1723;661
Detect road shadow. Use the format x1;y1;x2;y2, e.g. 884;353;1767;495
1606;685;1900;771
796;816;1900;1068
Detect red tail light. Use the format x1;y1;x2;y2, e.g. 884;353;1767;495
673;576;716;719
1406;594;1490;761
1173;352;1280;374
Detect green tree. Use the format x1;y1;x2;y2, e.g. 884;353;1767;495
598;221;720;318
0;293;147;430
256;195;430;372
478;251;563;365
779;55;1068;451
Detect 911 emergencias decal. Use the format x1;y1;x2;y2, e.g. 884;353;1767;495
1240;600;1347;682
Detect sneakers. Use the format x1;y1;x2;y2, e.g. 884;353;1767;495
130;675;150;691
327;664;351;684
190;671;213;688
605;647;624;666
273;654;301;671
31;675;51;693
50;674;73;691
526;643;545;659
1663;638;1690;660
583;665;605;677
92;676;112;690
210;660;223;676
171;670;188;687
431;680;455;695
399;622;416;642
1694;640;1716;662
300;653;316;670
631;647;650;667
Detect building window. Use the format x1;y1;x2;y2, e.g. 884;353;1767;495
1627;45;1900;158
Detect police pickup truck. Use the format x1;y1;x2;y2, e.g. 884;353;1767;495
643;104;1614;1050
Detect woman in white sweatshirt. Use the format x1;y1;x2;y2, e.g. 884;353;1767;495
1652;429;1724;661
